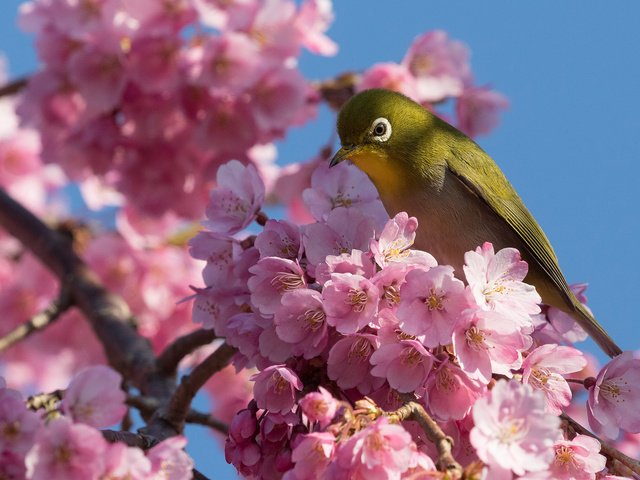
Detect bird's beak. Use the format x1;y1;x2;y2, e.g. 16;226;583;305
329;144;357;167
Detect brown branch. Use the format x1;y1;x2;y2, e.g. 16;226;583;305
562;413;640;476
102;429;158;449
143;343;236;438
0;288;72;353
0;77;28;98
156;329;217;375
391;398;462;479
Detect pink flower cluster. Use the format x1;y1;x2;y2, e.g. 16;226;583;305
192;159;639;478
357;30;509;137
0;367;194;479
17;0;336;218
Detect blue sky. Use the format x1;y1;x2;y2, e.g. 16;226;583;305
2;1;640;478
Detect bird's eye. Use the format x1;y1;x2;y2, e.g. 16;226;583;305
369;117;392;142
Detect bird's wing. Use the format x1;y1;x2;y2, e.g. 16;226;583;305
446;146;574;303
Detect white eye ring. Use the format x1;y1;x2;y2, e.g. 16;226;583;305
369;117;392;142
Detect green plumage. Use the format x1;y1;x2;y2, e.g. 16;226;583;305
332;88;621;357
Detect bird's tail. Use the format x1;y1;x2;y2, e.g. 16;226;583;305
573;300;622;357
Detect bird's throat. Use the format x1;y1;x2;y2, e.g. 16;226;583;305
348;150;405;198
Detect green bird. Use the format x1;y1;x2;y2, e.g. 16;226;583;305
330;88;621;357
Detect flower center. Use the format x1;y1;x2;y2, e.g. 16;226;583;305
2;421;19;440
401;346;422;366
425;289;445;311
270;272;304;294
331;192;353;209
302;308;326;332
383;284;401;307
270;371;288;394
54;445;73;465
465;326;487;351
346;288;369;313
497;418;525;444
554;445;579;470
348;338;373;362
364;431;385;452
529;367;553;389
383;239;411;262
600;377;629;402
436;367;455;392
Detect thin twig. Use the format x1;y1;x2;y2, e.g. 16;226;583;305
562;413;640;476
391;397;462;479
156;329;217;375
102;429;158;449
0;77;28;98
0;288;72;352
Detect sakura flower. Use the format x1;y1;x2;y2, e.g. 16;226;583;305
25;417;108;480
370;212;437;269
189;231;242;288
248;257;307;315
546;434;606;480
322;273;379;334
396;265;470;347
103;442;152;480
62;365;126;428
204;160;265;235
147;436;194;480
370;338;434;393
522;344;587;415
286;432;335;480
295;0;338;56
453;308;532;383
302;162;386;223
422;356;485;420
546;283;590;344
371;263;409;312
327;334;384;395
402;30;471;102
464;242;541;327
357;62;421;101
470;380;561;476
274;289;328;359
456;86;509;138
587;351;640;438
0;383;40;455
298;387;338;428
254;219;303;260
314;249;375;285
331;416;416;478
252;365;303;415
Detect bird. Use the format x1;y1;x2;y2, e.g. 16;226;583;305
330;88;621;357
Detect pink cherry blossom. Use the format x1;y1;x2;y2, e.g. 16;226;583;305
302;162;386;223
286;432;335;480
103;442;152;480
522;344;587;415
327;334;384;395
370;212;437;269
422;356;485;420
396;265;470;347
298;387;338;428
25;417;108;480
147;436;194;480
248;257;307;315
587;351;640;438
252;365;303;415
314;249;375;285
295;0;338;56
371;263;409;313
62;365;127;428
127;35;182;94
357;62;421;101
254;219;303;260
453;308;532;383
204;160;265;235
546;283;590;344
546;434;606;480
470;380;560;476
456;86;509;138
0;383;40;455
464;242;541;327
331;416;416;479
274;289;328;359
322;273;379;334
370;338;434;393
189;231;242;288
402;30;471;102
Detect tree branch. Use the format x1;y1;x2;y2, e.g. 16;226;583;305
562;413;640;476
0;77;28;98
0;288;72;353
0;188;175;421
156;329;217;375
102;429;159;449
391;398;462;479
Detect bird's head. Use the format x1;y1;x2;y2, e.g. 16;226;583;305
331;89;439;197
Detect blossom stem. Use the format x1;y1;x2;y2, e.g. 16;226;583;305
564;378;586;386
156;329;217;375
0;76;28;98
561;413;640;476
0;288;72;353
391;396;463;479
